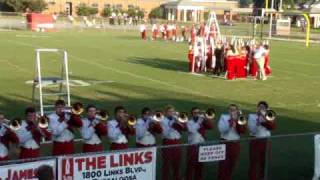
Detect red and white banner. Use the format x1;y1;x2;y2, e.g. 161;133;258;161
0;159;56;180
58;147;157;180
198;144;226;162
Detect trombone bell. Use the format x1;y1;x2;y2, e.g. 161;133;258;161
205;108;216;120
71;102;84;115
178;112;188;123
127;115;137;126
266;109;276;121
237;111;247;125
9;119;22;131
38;116;49;129
152;111;163;122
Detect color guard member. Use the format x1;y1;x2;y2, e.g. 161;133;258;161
81;105;107;153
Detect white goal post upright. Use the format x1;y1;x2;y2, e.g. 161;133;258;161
33;49;71;116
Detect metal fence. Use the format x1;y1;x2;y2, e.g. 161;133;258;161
1;11;319;43
0;132;319;180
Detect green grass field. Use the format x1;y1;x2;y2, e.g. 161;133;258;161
0;29;319;179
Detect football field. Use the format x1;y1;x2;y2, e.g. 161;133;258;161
0;29;319;179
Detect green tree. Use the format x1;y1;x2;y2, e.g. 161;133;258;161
77;4;98;16
102;7;112;17
148;6;164;19
26;0;47;12
240;0;253;7
137;10;144;19
3;0;47;12
127;7;136;17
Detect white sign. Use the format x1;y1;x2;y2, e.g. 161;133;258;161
0;159;56;180
58;147;157;180
313;134;320;180
198;144;226;162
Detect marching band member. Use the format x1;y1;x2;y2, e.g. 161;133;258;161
152;24;158;40
48;100;83;155
214;41;224;76
160;105;186;180
186;107;214;180
0;112;19;161
253;43;267;80
172;23;178;41
81;105;107;153
107;106;135;150
248;101;276;180
135;107;163;147
140;23;147;40
191;24;196;43
218;104;246;180
188;44;195;72
14;107;51;159
263;44;272;76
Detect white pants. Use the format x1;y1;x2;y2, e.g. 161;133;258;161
256;58;266;80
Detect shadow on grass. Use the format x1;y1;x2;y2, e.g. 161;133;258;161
126;56;189;72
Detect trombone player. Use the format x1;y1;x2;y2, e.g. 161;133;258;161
13;107;51;159
160;105;187;180
135;107;163;148
186;107;214;180
81;105;107;153
0;112;19;161
248;101;276;180
218;104;247;180
107;106;135;150
48;100;83;155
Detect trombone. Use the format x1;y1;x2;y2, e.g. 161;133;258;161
127;114;137;126
265;109;276;121
177;112;188;123
237;111;247;125
199;108;216;120
64;102;84;115
38;116;49;129
151;111;164;122
3;118;22;131
96;110;109;121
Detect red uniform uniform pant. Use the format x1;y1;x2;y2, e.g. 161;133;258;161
161;139;182;180
218;141;241;180
0;156;9;161
236;57;247;78
110;143;128;150
53;141;74;156
249;139;271;180
227;58;237;80
141;31;146;40
186;145;203;180
188;53;194;72
20;147;40;159
250;60;258;77
83;143;103;153
152;31;157;40
136;143;154;148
